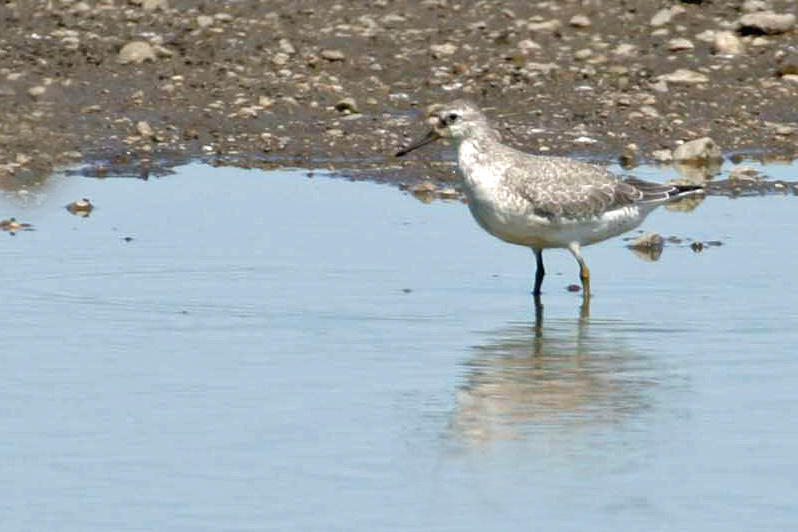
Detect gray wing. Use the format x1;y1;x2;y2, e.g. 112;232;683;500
506;156;644;220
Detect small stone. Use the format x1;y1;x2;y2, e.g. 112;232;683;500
569;14;591;28
140;0;168;10
118;41;156;64
696;29;716;43
27;85;46;99
524;62;558;74
738;11;795;35
136;120;154;138
673;137;722;163
640;105;660;119
613;43;637;57
334;97;358;114
437;187;459;199
527;19;561;33
714;31;744;55
628;232;664;250
658;68;709;84
412;182;437;194
742;0;770;13
153;45;174;58
690;241;704;252
775;125;795;136
66;198;94;217
517;39;541;53
619;153;636;169
320;49;345;61
0;217;33;233
651;6;684;27
729;166;760;180
627;232;665;261
652;149;674;163
566;284;581;293
278;39;295;55
574;48;593;61
430;43;457;58
196;15;214;28
271;52;289;66
668;38;694;51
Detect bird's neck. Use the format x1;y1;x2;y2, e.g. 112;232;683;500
458;134;504;190
458;133;500;167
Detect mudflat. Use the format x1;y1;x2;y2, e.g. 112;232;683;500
1;0;797;186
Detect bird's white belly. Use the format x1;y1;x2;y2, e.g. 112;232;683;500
466;190;645;249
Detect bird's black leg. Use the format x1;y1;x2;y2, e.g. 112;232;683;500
532;248;545;295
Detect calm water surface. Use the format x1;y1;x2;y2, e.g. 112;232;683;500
1;162;797;531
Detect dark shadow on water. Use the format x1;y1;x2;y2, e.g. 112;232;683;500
449;297;663;447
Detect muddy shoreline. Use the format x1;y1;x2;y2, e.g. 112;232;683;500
1;0;798;190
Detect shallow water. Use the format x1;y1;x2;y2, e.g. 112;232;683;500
2;162;798;531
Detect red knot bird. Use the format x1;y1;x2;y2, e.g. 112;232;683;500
397;100;703;299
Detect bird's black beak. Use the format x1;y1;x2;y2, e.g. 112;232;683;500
395;129;441;157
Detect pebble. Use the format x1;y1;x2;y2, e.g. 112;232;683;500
0;217;33;233
279;39;295;55
668;38;694;51
566;284;581;293
658;68;709;84
652;149;674;163
737;11;796;35
673;137;722;162
66;198;94;216
729;166;760;179
619;143;638;168
437;187;459;199
651;6;684;27
695;30;716;43
130;0;169;10
27;85;46;99
136;120;154;138
412;182;437;194
271;52;289;66
628;232;664;250
742;0;770;12
574;49;593;61
118;41;156;64
430;43;457;57
320;49;345;61
640;105;660;119
527;19;561;33
714;31;744;55
569;15;591;28
335;97;359;114
196;15;214;28
517;39;541;54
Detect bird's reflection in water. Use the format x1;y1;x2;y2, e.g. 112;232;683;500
450;296;657;447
